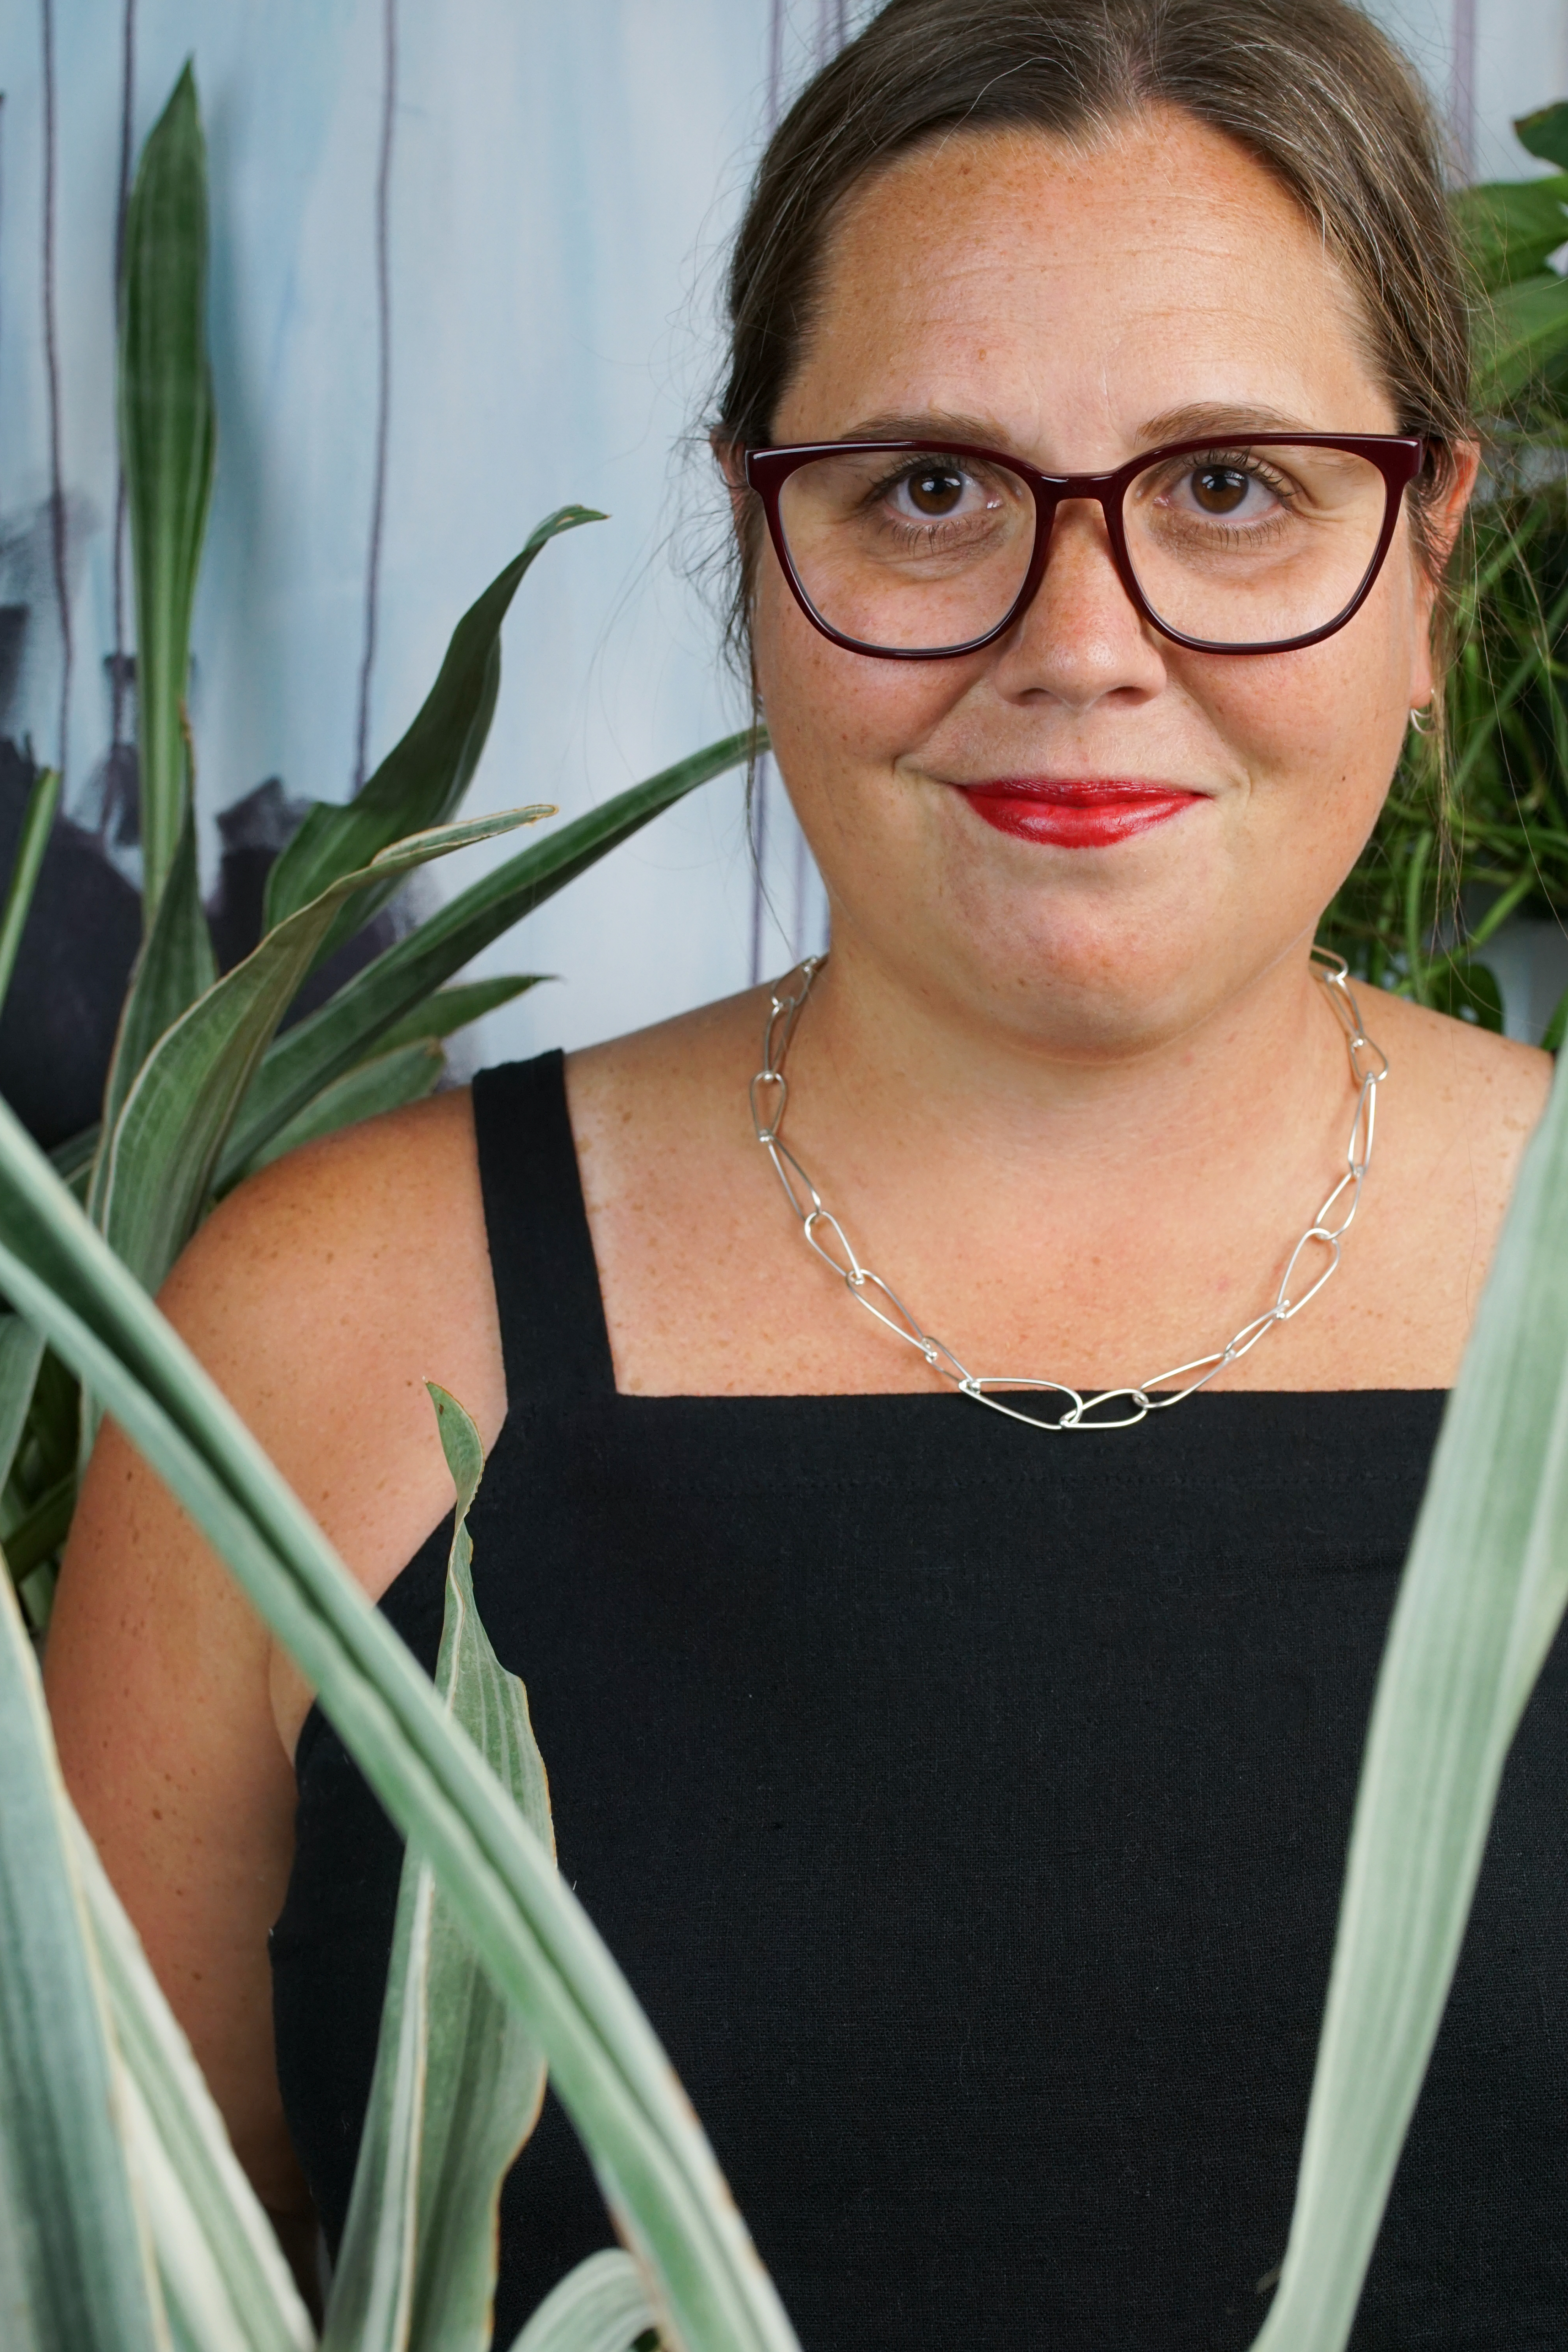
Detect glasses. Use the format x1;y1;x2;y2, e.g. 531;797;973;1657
744;434;1425;659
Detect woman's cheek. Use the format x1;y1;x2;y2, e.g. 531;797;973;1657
757;590;964;811
1195;641;1405;863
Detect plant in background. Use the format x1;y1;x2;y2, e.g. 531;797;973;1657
0;55;769;2352
0;65;756;1630
1318;101;1568;1032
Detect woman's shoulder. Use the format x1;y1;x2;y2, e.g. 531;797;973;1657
1367;989;1552;1152
160;1086;506;1602
1355;993;1553;1344
167;1087;495;1363
567;986;764;1095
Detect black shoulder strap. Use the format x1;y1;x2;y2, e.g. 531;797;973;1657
470;1051;618;1407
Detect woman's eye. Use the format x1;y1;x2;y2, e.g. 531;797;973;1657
893;465;971;519
1192;466;1249;514
1177;463;1281;521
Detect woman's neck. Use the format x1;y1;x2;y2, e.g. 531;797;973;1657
787;920;1357;1222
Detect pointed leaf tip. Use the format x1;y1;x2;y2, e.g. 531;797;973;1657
264;511;598;954
1515;100;1568;171
366;803;556;872
427;1382;486;1523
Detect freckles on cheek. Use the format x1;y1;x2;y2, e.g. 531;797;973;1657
1195;645;1402;820
759;605;960;793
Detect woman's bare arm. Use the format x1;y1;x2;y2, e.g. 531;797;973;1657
43;1088;507;2225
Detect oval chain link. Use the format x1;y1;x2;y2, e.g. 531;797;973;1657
751;948;1386;1431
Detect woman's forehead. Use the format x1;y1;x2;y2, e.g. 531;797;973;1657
781;113;1389;454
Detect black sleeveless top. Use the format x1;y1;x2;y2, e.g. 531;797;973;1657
272;1052;1568;2350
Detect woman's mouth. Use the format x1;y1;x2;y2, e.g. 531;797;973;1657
954;778;1204;848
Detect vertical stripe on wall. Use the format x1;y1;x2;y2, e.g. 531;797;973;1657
749;0;846;983
39;0;70;788
111;0;137;751
353;0;398;792
1451;0;1479;176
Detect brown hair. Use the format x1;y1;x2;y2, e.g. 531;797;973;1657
713;0;1471;674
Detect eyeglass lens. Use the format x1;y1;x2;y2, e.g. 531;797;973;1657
772;443;1393;653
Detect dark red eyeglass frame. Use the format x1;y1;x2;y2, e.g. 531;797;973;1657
743;433;1426;659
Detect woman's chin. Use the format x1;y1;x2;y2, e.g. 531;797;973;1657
900;884;1284;1055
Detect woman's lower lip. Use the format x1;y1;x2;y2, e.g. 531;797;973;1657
956;783;1203;848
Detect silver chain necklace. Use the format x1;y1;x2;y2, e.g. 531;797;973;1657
749;949;1387;1431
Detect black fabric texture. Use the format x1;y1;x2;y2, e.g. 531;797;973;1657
271;1050;1568;2349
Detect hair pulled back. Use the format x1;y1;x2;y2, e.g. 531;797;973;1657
714;0;1472;662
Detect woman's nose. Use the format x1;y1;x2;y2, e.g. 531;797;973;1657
987;497;1169;710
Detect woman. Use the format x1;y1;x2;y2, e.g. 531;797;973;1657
45;0;1568;2342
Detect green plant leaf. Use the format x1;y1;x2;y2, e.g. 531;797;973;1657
219;730;760;1184
0;1097;800;2352
120;62;215;926
324;1385;553;2352
1473;269;1568;407
49;1125;102;1189
0;1316;46;1496
1249;1050;1568;2352
68;1818;315;2352
95;797;218;1159
0;1560;168;2352
1455;174;1568;292
370;974;546;1058
0;766;60;1018
265;508;603;969
507;2251;659;2352
3;1473;75;1584
5;1345;85;1627
1543;984;1568;1051
1515;100;1568;171
94;805;546;1306
1429;953;1505;1031
233;1039;444;1183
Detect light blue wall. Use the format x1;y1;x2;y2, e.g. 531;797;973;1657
0;0;828;1070
1370;0;1568;179
0;0;1562;1069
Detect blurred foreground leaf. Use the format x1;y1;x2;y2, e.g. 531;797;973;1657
325;1386;555;2352
0;1565;166;2352
507;2250;659;2352
1251;1052;1568;2350
0;1094;801;2352
69;1821;314;2352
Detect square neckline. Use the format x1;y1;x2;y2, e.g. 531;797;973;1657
472;1052;1446;1418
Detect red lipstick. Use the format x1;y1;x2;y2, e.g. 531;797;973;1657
957;778;1203;848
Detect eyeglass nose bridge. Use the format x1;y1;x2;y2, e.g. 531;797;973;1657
1000;468;1148;645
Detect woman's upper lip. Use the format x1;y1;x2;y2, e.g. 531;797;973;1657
950;776;1208;801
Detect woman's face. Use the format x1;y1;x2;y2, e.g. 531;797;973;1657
750;110;1470;1055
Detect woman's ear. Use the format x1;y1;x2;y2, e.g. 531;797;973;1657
1427;439;1481;572
712;433;749;523
1409;439;1481;707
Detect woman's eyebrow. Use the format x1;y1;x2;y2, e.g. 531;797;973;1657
819;409;1014;447
1137;402;1314;442
786;402;1325;457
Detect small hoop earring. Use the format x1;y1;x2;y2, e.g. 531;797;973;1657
1409;702;1437;736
